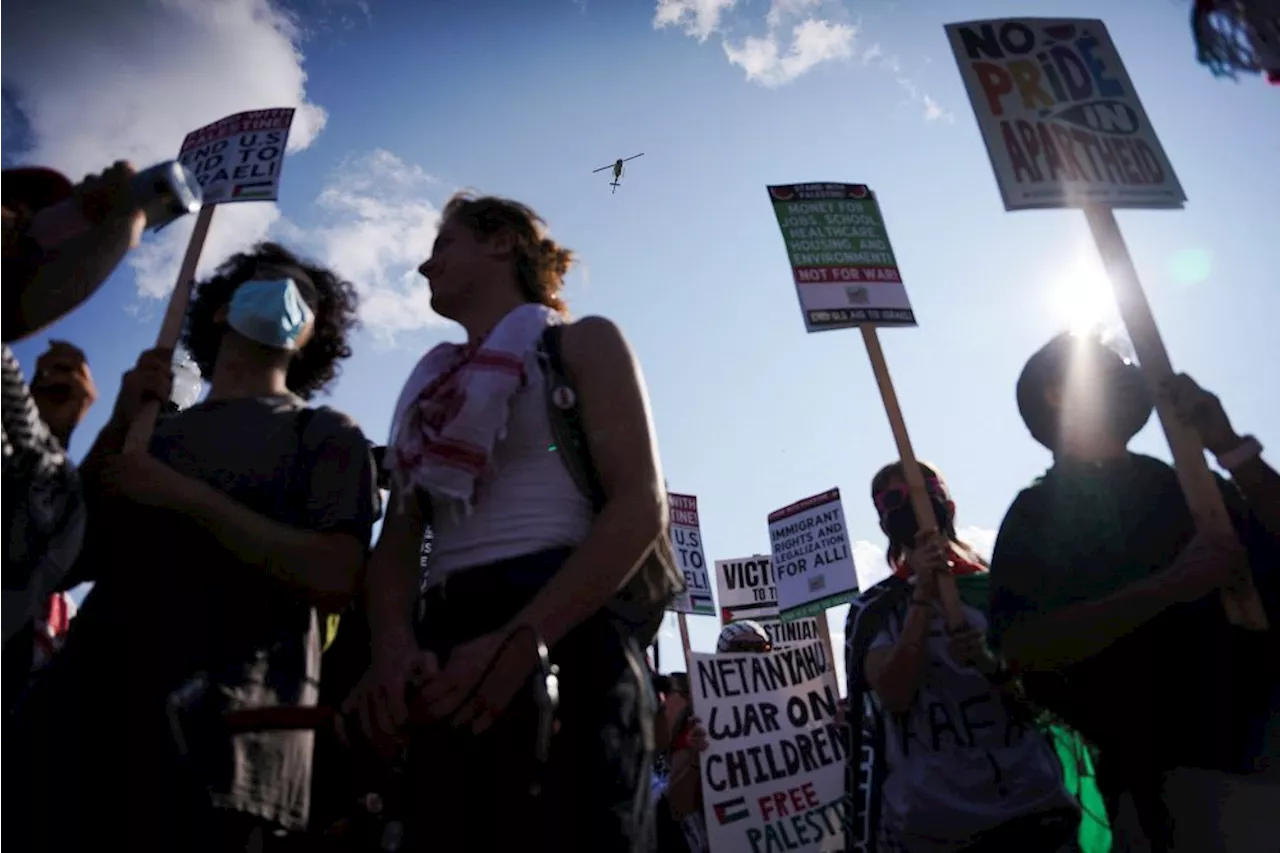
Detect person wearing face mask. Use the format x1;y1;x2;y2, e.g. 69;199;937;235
842;461;1085;853
11;244;379;853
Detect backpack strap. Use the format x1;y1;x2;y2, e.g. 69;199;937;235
843;579;911;853
538;325;606;513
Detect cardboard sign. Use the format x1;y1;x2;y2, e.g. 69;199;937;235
716;555;779;617
670;493;715;616
768;489;858;621
716;556;821;651
944;18;1185;210
692;643;847;853
177;108;295;204
767;183;914;333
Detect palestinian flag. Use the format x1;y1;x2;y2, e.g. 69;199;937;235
712;796;749;825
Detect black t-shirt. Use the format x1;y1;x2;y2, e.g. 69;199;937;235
988;453;1278;777
27;396;377;832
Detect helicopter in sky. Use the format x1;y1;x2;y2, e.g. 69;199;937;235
593;153;644;194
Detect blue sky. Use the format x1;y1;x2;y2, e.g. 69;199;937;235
5;0;1278;686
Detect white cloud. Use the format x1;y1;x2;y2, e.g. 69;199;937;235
851;525;997;591
308;149;445;340
957;525;997;562
864;44;955;123
654;1;948;117
765;0;821;29
2;0;328;300
724;18;856;88
130;205;286;300
654;0;737;42
853;538;891;591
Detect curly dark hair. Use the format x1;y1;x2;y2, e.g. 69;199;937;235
183;242;359;400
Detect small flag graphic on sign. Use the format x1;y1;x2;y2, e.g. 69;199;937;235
232;181;275;199
713;796;749;825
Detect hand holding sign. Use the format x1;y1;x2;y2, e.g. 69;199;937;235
1161;374;1240;457
906;531;950;601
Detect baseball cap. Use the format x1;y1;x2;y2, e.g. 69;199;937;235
717;620;771;653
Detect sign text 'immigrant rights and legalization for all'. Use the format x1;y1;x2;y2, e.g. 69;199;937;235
945;18;1185;210
767;183;915;333
768;489;858;621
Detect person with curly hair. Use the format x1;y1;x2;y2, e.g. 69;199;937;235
11;243;380;853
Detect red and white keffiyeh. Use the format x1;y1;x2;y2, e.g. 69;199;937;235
387;303;559;508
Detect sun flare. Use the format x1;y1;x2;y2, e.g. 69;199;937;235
1048;252;1120;337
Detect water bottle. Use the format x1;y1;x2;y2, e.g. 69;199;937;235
25;161;202;252
170;346;203;411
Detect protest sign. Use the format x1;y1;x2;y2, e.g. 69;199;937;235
944;19;1266;629
123;107;297;453
715;556;822;651
767;183;914;333
670;493;715;616
177;108;295;204
768;489;858;621
693;643;846;853
944;18;1185;211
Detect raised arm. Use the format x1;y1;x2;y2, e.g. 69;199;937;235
988;492;1244;672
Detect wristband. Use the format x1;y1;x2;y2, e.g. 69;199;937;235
1216;435;1262;472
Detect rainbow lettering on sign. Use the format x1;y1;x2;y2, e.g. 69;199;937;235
954;20;1170;194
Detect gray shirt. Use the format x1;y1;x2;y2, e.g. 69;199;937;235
867;601;1076;851
67;394;376;831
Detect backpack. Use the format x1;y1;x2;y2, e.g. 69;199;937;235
535;324;684;647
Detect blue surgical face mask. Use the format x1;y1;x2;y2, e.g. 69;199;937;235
226;278;315;351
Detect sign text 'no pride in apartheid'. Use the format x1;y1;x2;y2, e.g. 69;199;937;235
944;18;1185;211
693;642;847;853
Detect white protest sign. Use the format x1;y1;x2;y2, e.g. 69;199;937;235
768;489;858;621
716;555;821;651
177;108;295;204
716;555;776;616
944;18;1185;210
693;643;847;853
669;493;715;616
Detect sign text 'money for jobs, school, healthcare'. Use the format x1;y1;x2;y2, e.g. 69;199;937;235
767;183;915;334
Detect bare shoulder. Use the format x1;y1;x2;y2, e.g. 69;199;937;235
559;315;635;370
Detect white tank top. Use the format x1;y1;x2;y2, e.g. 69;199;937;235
427;359;594;581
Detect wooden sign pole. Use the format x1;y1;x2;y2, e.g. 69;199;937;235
1083;206;1267;630
859;326;968;632
677;611;695;675
123;204;215;453
814;615;839;676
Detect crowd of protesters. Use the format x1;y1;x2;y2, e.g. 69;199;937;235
2;159;1276;853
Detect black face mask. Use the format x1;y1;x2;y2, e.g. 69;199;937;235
885;497;952;550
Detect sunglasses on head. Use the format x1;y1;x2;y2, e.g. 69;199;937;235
873;476;947;516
